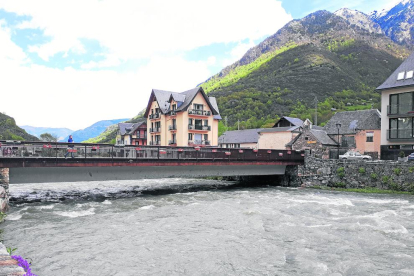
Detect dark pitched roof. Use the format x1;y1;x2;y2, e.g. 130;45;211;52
286;128;337;147
310;129;338;146
377;51;414;91
259;126;301;133
218;129;263;144
144;87;220;117
118;123;135;135
273;116;304;128
208;97;222;120
324;109;381;135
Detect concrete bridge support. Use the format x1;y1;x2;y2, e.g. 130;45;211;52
0;168;9;213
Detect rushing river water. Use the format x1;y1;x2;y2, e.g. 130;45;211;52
2;179;414;276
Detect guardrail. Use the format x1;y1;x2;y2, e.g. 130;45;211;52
0;140;305;163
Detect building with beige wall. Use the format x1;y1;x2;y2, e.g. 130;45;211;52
377;52;414;160
218;116;303;149
144;88;221;147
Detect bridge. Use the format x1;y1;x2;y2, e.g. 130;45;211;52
0;140;304;211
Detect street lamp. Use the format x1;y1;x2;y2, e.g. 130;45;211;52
336;123;341;159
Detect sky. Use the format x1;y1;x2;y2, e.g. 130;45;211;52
0;0;402;130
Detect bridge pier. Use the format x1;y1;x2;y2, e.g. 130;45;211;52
0;168;9;212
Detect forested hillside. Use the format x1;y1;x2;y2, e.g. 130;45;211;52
200;10;410;129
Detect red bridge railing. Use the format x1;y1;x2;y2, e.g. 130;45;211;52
0;141;304;163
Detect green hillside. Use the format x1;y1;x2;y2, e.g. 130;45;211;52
0;113;39;141
200;11;410;129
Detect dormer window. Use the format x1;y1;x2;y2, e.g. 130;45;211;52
194;104;203;110
406;71;414;79
397;72;405;80
172;104;176;111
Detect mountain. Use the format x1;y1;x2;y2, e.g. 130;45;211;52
200;9;410;128
85;110;146;144
371;0;414;45
62;119;129;143
20;126;74;141
0;113;39;141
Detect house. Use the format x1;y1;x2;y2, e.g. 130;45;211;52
144;87;221;147
286;122;337;159
218;129;263;148
218;116;303;150
258;117;303;150
377;52;414;160
324;109;381;159
116;121;147;145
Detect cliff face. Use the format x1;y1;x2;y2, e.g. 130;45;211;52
0;113;38;141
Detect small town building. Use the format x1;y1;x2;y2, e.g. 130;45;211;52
144;87;221;147
287;123;337;159
218;116;303;150
218;128;263;148
116;121;147;145
377;51;414;159
324;109;381;159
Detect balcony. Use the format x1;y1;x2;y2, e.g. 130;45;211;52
387;129;414;140
149;113;161;120
188;140;210;146
188;109;211;116
387;104;414;116
150;127;161;133
170;111;177;116
149;141;161;146
169;125;177;131
188;125;211;131
168;140;177;145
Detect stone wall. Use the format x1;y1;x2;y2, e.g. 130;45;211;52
0;169;8;212
299;157;414;191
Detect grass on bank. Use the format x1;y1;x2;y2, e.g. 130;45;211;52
308;186;413;195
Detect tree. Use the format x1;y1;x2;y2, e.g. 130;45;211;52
40;133;58;142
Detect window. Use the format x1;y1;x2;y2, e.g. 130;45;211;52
390;117;413;139
195;119;202;129
172;119;176;128
204;120;208;126
194;104;203;110
188;118;193;125
366;132;374;142
172;133;176;143
188;133;193;140
398;72;405;80
204;134;208;141
407;71;414;79
401;145;414;149
136;141;139;145
305;136;309;141
172;104;176;110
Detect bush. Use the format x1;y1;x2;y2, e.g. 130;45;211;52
359;167;366;174
393;168;402;176
399;151;405;158
389;181;402;191
337;167;345;178
382;175;390;184
333;182;346;188
409;167;414;173
370;173;378;180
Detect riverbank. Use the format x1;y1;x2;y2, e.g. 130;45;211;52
308;186;413;195
0;242;25;275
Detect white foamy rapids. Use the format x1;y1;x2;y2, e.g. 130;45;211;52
102;200;112;205
6;213;22;221
9;178;235;203
288;194;354;206
139;205;155;210
54;208;95;218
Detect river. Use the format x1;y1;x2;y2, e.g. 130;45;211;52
2;179;414;275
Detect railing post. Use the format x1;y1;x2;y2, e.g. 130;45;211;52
158;146;160;159
85;145;87;159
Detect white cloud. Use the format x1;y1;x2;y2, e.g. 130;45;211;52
0;0;292;61
0;0;293;130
